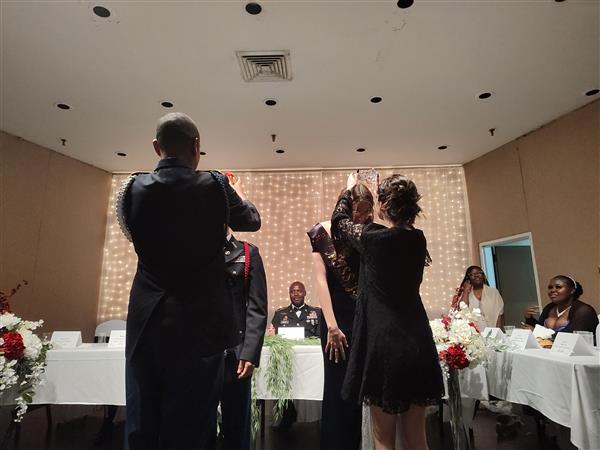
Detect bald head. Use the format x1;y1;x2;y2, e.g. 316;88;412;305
153;112;200;167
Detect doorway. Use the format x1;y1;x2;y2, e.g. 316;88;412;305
479;233;542;327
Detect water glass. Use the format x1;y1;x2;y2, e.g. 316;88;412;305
504;326;515;336
574;331;594;347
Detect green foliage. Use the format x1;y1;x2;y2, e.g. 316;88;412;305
250;336;321;437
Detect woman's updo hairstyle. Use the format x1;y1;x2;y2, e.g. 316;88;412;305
377;174;422;226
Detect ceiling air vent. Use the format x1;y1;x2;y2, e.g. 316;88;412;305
236;50;292;82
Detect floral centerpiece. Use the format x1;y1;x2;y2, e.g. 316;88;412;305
430;302;488;450
0;281;51;421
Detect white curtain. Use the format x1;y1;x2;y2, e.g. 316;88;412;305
97;167;471;323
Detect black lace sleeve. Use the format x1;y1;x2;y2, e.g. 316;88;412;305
331;190;366;253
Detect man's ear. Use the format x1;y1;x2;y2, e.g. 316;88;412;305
153;139;162;158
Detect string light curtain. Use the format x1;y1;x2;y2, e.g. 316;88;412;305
97;167;471;323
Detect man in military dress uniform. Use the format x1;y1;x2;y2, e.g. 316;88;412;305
269;281;320;430
271;281;320;338
209;230;267;450
118;112;261;450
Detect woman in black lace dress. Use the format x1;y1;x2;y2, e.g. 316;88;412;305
332;174;443;450
308;183;374;450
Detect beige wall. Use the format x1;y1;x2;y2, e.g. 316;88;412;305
465;101;599;310
0;132;111;341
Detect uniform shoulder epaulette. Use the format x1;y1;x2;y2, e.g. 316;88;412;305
115;172;148;242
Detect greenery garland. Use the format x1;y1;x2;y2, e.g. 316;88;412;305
251;336;321;436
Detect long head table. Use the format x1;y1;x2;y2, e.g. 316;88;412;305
31;344;324;405
27;343;600;449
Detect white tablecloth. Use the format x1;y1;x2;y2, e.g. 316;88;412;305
31;344;600;449
33;344;324;405
254;345;323;400
487;349;600;450
33;344;125;405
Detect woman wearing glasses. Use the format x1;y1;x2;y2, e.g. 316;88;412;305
451;265;505;329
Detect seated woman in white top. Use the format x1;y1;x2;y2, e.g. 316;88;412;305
451;265;504;329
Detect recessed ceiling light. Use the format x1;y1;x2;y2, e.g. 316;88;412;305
585;88;599;97
92;5;111;18
438;145;448;150
265;99;277;106
478;92;492;99
56;103;71;110
554;0;566;3
275;149;285;154
200;151;207;156
161;101;174;108
397;0;414;9
370;96;382;104
245;2;262;15
115;152;127;157
356;148;366;153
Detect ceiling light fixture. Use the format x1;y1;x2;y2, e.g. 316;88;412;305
370;96;382;104
585;89;599;97
397;0;415;9
438;145;448;150
245;2;262;15
115;152;127;157
397;0;414;8
93;6;111;18
275;149;285;154
161;101;174;108
265;99;277;106
200;151;207;156
56;103;71;110
478;92;492;99
356;148;366;153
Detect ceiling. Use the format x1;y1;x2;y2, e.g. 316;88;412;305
1;0;598;173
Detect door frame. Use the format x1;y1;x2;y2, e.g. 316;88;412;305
479;232;542;307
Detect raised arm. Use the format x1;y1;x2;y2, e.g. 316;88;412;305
222;175;261;232
331;189;366;253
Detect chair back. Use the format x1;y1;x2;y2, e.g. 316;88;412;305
95;319;126;338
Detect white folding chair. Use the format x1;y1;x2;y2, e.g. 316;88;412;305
94;320;126;342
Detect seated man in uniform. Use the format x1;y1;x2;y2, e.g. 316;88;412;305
271;281;320;338
269;281;321;430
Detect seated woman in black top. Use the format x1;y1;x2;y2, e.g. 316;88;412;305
522;275;598;336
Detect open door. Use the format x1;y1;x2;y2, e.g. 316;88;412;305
479;233;541;327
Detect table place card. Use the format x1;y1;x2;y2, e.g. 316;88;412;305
108;330;127;348
482;327;505;340
551;332;596;357
509;329;540;350
50;331;82;348
278;327;305;340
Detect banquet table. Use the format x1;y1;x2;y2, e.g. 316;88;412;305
31;343;324;405
486;348;600;450
30;344;600;449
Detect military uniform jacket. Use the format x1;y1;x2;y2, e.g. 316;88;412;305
117;157;261;359
225;236;268;367
271;304;321;338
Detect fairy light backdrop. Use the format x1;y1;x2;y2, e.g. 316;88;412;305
97;167;471;323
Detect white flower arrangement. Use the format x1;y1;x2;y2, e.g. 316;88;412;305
1;282;51;421
429;302;489;377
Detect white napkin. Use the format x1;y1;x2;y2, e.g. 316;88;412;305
533;324;555;339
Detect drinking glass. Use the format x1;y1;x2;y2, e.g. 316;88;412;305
504;326;515;336
574;331;594;347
